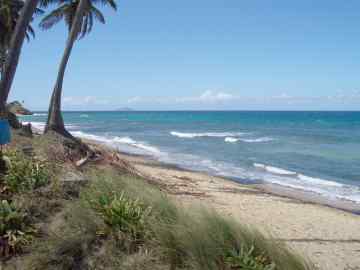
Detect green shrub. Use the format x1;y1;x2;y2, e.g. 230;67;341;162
2;149;49;193
225;246;275;270
87;190;152;243
83;169;314;270
0;200;34;257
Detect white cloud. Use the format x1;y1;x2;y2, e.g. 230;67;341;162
64;89;360;110
175;90;235;103
198;90;234;102
127;96;142;104
63;96;110;106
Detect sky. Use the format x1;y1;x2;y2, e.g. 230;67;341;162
8;0;360;111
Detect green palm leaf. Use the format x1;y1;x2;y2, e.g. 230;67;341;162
39;0;116;39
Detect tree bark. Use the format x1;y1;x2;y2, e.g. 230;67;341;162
44;0;88;137
0;0;40;116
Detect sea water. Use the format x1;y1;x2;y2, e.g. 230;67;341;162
21;111;360;203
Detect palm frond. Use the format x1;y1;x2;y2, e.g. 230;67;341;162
27;25;35;39
25;31;30;41
34;7;45;16
39;6;66;30
90;6;105;24
91;0;117;11
63;4;76;32
79;14;89;39
88;11;93;34
39;0;70;8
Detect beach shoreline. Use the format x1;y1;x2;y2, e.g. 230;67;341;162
105;146;360;270
24;128;360;270
100;143;360;215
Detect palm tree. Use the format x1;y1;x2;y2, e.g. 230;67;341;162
0;0;43;75
40;0;116;137
0;0;46;116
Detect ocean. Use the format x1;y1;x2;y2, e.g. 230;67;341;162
21;111;360;204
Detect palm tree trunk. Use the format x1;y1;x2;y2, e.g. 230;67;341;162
0;46;6;80
44;0;88;137
0;0;40;117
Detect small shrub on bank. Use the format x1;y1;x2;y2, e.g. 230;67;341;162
2;149;49;193
225;246;275;270
0;200;34;258
87;190;152;243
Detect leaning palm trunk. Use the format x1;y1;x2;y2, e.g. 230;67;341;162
0;0;40;116
44;0;88;137
0;46;6;80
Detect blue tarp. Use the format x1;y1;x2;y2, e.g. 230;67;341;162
0;120;11;145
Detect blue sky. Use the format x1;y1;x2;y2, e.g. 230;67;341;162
9;0;360;110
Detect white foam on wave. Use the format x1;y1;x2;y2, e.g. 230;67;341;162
170;131;246;139
225;137;274;143
224;137;239;143
72;131;161;155
23;121;78;132
297;174;343;187
22;121;45;131
254;163;297;176
239;137;274;143
253;163;346;189
33;113;47;116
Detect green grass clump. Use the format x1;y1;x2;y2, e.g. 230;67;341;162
2;149;49;193
83;169;314;270
0;200;34;257
87;190;152;243
225;246;275;270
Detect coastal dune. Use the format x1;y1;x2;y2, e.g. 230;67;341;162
113;151;360;270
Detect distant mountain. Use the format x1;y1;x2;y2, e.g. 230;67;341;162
115;107;134;111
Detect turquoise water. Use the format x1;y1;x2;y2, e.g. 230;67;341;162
21;111;360;203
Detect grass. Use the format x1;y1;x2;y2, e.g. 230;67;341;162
1;132;314;270
80;168;314;270
1;149;49;194
87;190;152;244
0;200;34;258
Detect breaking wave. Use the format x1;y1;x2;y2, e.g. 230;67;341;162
170;131;246;138
225;137;274;143
71;131;161;155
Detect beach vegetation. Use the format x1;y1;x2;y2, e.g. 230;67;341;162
79;169;314;270
86;190;152;244
1;149;49;194
0;132;314;270
0;199;34;257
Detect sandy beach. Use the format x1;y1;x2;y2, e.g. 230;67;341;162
106;149;360;270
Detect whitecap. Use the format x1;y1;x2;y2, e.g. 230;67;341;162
297;174;343;187
23;121;78;133
170;131;246;138
22;121;45;131
72;131;161;155
224;137;239;143
239;137;274;143
253;163;297;176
